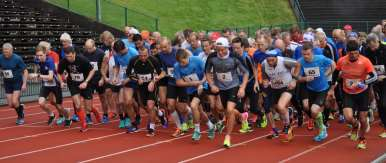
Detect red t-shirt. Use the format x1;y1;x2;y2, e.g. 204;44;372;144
336;55;374;94
48;50;60;65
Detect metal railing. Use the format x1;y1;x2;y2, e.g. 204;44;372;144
289;0;306;23
46;0;159;31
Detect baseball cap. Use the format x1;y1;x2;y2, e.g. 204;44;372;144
266;48;281;57
215;37;229;48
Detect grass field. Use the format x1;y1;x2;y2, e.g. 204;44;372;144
47;0;296;37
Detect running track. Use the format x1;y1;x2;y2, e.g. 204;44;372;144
0;98;385;163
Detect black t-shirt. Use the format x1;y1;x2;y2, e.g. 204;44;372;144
58;55;93;84
127;55;162;83
81;48;105;83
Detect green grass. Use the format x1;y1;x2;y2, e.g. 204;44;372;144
47;0;296;37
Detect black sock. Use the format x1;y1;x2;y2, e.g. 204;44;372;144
15;105;24;118
119;114;124;120
86;114;91;119
103;113;108;117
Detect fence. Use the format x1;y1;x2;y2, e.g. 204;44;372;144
46;0;159;31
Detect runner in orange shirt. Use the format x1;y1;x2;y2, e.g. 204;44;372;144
332;40;377;149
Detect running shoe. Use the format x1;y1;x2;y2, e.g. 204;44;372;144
280;125;294;142
239;121;252;133
207;126;216;140
172;128;185;137
181;123;189;132
192;130;201;141
119;119;125;129
187;119;194;129
124;118;131;128
127;124;139;133
56;116;65;125
64;119;72;128
379;130;386;138
48;114;56;126
313;126;328;142
223;136;231;148
338;114;345;123
16;118;24;125
266;128;279;139
357;139;367;150
72;114;80;122
102;115;109;124
216;121;225;134
86;116;93;125
146;128;155;137
260;114;268;128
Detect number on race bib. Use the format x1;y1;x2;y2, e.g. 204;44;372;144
304;67;320;77
167;67;174;78
43;79;57;87
90;62;98;71
119;66;127;79
138;74;152;82
3;70;13;79
271;79;284;88
70;73;84;82
183;73;199;82
216;72;232;82
345;79;360;89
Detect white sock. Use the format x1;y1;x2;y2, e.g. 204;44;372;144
158;109;164;116
49;112;54;117
187;106;192;115
207;120;214;129
194;123;200;132
171;111;182;129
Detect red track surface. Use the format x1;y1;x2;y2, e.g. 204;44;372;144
0;98;385;163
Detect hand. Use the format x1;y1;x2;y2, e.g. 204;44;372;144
21;82;27;91
112;78;119;85
197;84;204;95
98;79;104;87
305;76;315;82
237;88;245;98
262;80;270;88
60;82;65;89
192;81;202;87
253;82;260;93
287;80;297;90
210;85;220;94
327;88;335;100
138;78;144;85
79;82;88;89
148;81;155;92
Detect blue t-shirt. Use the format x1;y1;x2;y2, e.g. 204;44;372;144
253;50;269;64
0;54;26;82
174;56;206;94
122;39;136;49
114;48;138;79
188;47;203;56
293;47;324;60
35;57;58;86
299;55;333;92
159;48;178;86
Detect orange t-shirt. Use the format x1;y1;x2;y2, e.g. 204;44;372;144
48;50;60;65
336;55;374;94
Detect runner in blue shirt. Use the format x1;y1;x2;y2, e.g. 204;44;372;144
0;43;28;125
174;49;215;141
294;42;336;142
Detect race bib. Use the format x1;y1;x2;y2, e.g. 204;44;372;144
43;78;57;87
183;73;199;82
3;70;13;79
119;66;127;79
90;62;98;71
374;65;385;75
167;67;174;78
304;67;320;77
345;79;361;89
216;72;232;82
271;79;284;88
138;74;152;82
70;73;84;82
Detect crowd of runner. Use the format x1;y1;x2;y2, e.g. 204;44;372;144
1;20;386;150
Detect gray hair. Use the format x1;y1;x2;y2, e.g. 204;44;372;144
2;43;13;50
367;33;379;43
